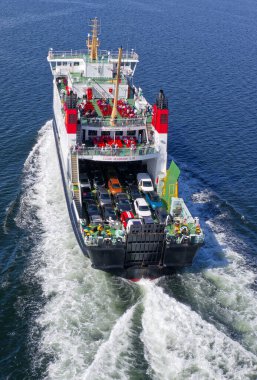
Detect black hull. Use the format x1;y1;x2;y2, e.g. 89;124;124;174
53;117;89;257
87;243;201;280
53;118;202;280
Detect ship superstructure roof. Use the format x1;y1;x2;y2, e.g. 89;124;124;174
47;30;158;163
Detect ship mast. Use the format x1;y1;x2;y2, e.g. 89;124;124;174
111;47;123;124
87;17;100;61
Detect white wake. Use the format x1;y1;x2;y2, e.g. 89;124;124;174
140;281;257;380
19;122;257;380
22;123;138;379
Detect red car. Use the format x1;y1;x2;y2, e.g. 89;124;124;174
120;211;135;228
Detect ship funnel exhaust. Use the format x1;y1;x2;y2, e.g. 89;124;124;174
156;89;168;110
151;89;169;134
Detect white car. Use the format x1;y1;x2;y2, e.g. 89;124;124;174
134;198;152;218
137;173;154;192
126;218;143;233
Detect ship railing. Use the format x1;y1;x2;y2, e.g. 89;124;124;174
73;145;158;158
48;49;138;61
107;50;139;61
69;75;127;86
80;116;147;128
48;49;87;59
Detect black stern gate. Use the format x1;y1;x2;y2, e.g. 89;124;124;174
125;224;166;266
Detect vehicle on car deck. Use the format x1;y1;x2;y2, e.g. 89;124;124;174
120;211;135;228
142;216;155;224
102;204;118;223
124;172;136;186
126;218;143;233
115;199;134;215
134;197;152;218
80;173;91;188
145;191;164;210
113;192;131;205
86;203;103;223
81;187;94;202
89;214;103;224
92;174;105;189
108;177;123;195
137;173;154;192
127;184;142;201
96;187;112;206
154;207;169;224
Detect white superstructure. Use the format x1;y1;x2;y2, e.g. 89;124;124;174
47;20;168;193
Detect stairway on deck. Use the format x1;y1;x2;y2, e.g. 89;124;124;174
91;100;103;117
92;79;114;101
71;153;82;217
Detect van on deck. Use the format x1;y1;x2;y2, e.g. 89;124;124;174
137;173;154;192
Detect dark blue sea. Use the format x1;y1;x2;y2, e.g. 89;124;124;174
1;0;257;378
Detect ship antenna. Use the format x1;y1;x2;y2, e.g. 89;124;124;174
110;46;123;124
87;17;100;61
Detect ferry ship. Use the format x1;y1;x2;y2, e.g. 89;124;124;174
47;18;204;279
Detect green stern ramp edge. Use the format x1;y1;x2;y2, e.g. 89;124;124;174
161;160;180;210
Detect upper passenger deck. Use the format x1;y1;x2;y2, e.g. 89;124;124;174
56;75;153;129
47;48;139;81
50;18;158;157
48;17;148;128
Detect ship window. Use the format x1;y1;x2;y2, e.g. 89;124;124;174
88;130;97;136
74;62;80;66
57;62;62;66
101;131;110;136
143;181;152;188
63;61;68;66
139;205;150;211
115;131;123;136
127;130;136;136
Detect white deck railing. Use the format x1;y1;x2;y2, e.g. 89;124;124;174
74;145;158;161
48;49;139;62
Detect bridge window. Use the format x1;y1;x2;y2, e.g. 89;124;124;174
127;130;136;136
88;130;97;136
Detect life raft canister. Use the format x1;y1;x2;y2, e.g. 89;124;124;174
175;227;181;236
196;226;201;234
